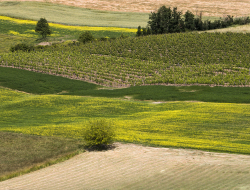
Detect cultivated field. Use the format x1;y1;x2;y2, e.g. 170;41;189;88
2;0;250;17
0;0;250;188
1;32;250;87
1;143;250;190
0;2;149;28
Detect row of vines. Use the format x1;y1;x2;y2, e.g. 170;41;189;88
1;32;250;87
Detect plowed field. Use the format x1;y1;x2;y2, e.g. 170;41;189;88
1;143;250;189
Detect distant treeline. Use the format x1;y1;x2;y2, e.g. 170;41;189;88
137;6;250;36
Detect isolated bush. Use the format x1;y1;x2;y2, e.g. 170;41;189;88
82;119;115;150
10;43;34;52
35;18;52;39
78;31;95;44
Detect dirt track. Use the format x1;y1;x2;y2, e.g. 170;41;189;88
1;142;250;190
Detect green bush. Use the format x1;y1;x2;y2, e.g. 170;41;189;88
82;119;115;149
78;31;95;44
10;43;34;52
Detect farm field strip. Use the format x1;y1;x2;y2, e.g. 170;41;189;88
0;1;149;28
1;0;250;17
1;87;250;155
1;32;250;87
0;16;136;39
1;67;250;104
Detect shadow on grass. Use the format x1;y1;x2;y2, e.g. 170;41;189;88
1;67;250;103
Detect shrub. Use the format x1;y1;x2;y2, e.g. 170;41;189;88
10;43;34;52
82;119;115;150
78;31;95;44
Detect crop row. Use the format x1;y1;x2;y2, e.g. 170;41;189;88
43;32;250;68
1;32;249;87
1;51;249;87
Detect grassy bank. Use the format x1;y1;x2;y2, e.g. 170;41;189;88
0;131;84;181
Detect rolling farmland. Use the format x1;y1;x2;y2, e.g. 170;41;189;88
0;0;250;188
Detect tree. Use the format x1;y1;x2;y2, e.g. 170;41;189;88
136;26;142;36
35;18;51;39
148;6;185;34
184;10;195;30
78;31;95;44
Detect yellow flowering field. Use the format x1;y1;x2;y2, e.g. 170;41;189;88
0;16;137;32
1;87;250;154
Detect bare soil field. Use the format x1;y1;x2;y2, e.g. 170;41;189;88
1;142;250;190
2;0;250;17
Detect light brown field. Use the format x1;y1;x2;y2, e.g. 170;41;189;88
1;143;250;189
2;0;250;17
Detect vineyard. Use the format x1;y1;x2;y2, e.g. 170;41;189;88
1;32;250;87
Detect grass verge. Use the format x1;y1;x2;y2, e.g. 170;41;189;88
0;131;84;181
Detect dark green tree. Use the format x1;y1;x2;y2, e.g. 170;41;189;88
35;18;51;39
136;26;142;36
146;26;152;35
148;6;185;34
142;28;147;36
184;10;195;30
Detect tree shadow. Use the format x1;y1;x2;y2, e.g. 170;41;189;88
83;143;117;152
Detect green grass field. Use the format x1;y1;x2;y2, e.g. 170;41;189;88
0;1;149;28
1;86;250;155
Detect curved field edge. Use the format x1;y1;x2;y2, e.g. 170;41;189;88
1;87;250;155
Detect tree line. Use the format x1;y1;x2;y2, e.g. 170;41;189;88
137;6;250;36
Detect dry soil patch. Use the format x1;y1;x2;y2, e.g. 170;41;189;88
1;142;250;190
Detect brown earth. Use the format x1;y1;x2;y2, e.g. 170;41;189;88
2;0;250;17
1;142;250;190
